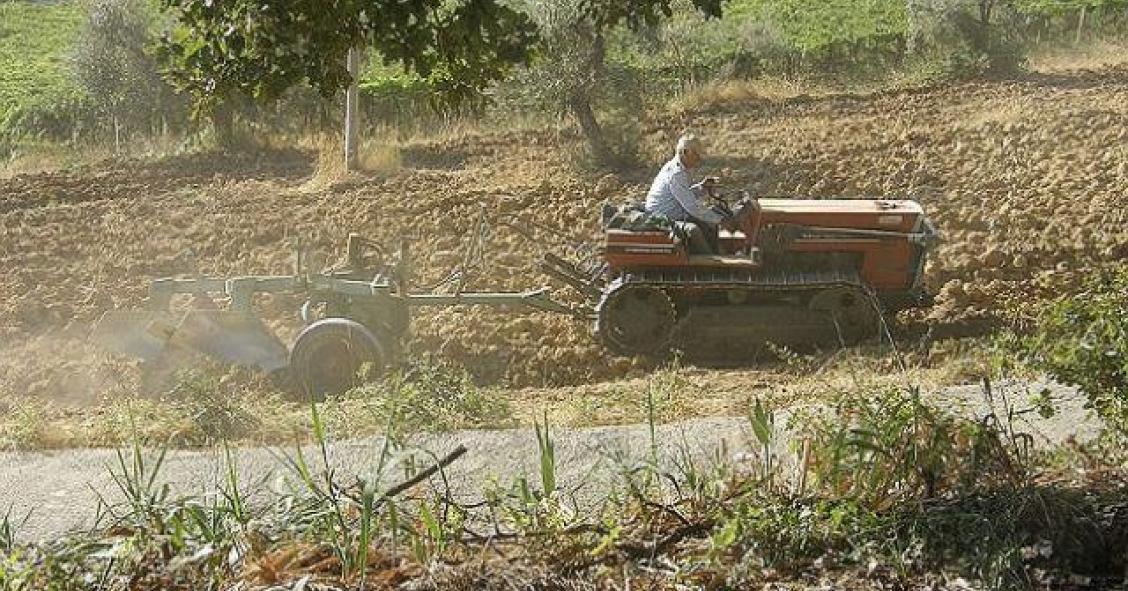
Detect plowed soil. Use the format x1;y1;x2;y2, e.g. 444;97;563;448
3;65;1127;403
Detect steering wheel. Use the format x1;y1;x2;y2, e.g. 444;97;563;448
702;177;736;219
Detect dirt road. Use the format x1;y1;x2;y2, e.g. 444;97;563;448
0;381;1097;543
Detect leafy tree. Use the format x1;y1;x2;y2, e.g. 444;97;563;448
1015;0;1128;44
735;0;907;56
71;0;181;150
154;0;539;145
511;0;723;164
1016;0;1128;14
155;0;722;156
906;0;1026;73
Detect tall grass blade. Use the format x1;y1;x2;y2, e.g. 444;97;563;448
535;413;557;497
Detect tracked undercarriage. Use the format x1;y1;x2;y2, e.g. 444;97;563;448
597;268;879;356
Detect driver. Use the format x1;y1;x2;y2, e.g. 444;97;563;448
644;134;728;255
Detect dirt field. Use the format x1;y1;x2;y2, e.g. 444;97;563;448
2;64;1127;409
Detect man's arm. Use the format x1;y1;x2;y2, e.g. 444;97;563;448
669;169;723;224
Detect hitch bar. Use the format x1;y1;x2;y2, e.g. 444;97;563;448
147;274;585;317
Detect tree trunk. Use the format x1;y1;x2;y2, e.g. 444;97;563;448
569;93;611;163
112;113;121;154
569;28;612;163
344;46;361;171
212;102;234;148
1076;6;1087;45
979;0;993;26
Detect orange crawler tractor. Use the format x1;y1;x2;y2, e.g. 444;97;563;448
589;190;939;356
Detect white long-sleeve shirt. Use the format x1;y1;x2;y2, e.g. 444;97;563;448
643;157;723;225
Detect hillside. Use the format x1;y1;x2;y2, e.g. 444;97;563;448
1;63;1127;406
0;0;85;122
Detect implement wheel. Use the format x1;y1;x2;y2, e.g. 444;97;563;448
290;318;386;401
596;285;677;356
809;286;879;344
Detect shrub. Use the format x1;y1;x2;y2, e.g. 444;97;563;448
166;369;260;444
350;357;514;434
1007;266;1128;436
907;0;1028;76
794;383;1032;507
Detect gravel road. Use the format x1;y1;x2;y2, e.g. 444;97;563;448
0;380;1099;543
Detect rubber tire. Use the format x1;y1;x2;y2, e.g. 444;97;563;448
289;318;386;401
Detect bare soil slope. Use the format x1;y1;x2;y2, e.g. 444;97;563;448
2;66;1127;402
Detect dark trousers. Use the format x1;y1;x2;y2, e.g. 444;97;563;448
674;220;719;255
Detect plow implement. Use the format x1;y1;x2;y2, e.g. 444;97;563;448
91;233;589;399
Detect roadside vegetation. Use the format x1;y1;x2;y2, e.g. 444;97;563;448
1005;264;1128;437
0;369;1125;589
4;258;1124;589
0;340;1002;450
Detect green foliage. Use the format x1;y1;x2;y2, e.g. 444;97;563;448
155;0;539;112
0;2;86;120
796;384;1032;506
732;0;908;55
711;495;881;569
747;398;777;477
349;358;514;434
535;413;558;497
1017;0;1128;15
905;0;1033;76
1008;266;1128;436
583;0;724;29
70;0;183;139
0;1;90;155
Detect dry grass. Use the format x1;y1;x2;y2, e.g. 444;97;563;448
1028;39;1128;73
0;344;996;451
358;139;403;175
668;76;821;114
1;130;199;178
509;340;1004;429
1;142;108;177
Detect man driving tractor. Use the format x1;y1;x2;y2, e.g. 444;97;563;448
644;134;732;254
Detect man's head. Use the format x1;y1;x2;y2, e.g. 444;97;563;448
676;134;705;169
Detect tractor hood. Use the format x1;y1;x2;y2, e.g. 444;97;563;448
757;198;927;234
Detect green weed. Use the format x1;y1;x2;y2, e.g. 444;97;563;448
165;369;261;445
347;357;514;434
1005;265;1128;436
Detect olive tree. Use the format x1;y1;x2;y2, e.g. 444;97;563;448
153;0;720;151
155;0;539;120
906;0;1026;73
506;0;723;165
71;0;181;150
